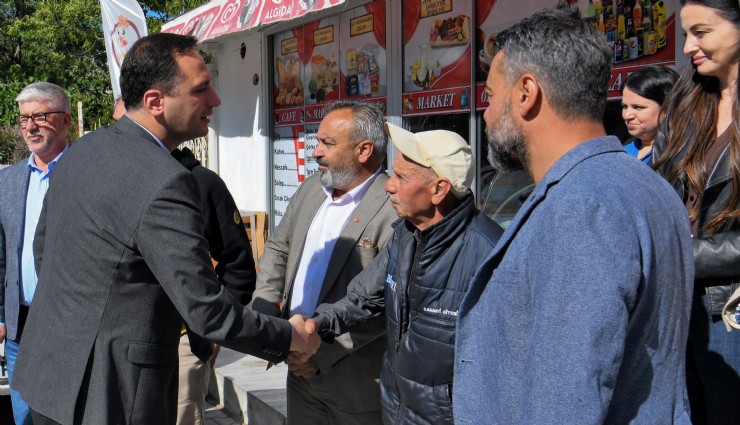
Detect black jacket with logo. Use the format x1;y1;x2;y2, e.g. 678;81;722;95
172;147;256;361
315;195;503;424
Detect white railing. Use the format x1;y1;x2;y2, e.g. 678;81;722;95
182;136;209;164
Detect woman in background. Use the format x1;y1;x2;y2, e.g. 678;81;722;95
621;65;679;164
653;0;740;423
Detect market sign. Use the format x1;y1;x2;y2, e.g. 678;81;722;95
162;0;347;43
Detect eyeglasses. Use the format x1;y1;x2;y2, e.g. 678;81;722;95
18;111;66;128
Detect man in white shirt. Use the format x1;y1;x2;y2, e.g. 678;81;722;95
251;101;396;425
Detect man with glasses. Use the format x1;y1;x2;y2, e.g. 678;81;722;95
0;82;71;425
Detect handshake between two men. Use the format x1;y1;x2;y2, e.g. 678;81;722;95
287;315;322;361
285;316;323;377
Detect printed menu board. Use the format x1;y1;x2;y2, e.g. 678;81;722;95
402;0;473;116
272;125;321;226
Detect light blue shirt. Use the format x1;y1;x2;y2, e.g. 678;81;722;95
127;115;170;153
20;145;68;306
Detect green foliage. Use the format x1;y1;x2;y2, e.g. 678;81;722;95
0;0;207;164
0;126;16;164
142;0;209;34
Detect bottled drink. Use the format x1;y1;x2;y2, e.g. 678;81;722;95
633;0;643;30
642;0;653;31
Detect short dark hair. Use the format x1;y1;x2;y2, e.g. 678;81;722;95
120;33;198;110
623;65;679;106
493;3;612;121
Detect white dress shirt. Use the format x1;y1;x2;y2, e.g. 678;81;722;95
289;168;382;317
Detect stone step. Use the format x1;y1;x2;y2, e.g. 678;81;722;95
212;348;288;425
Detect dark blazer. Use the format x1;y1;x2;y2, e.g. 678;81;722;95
0;160;31;340
12;117;292;425
251;173;396;412
172;147;256;362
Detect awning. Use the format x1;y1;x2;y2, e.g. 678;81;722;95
162;0;346;43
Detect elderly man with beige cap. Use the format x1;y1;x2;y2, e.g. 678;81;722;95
302;123;504;425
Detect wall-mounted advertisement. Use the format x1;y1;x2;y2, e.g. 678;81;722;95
303;16;341;123
474;0;676;109
402;0;473;116
270;0;387;224
273;27;306;127
338;1;388;113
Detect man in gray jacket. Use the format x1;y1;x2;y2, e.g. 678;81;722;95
0;82;71;425
251;101;396;425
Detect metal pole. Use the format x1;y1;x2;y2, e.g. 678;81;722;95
77;101;84;137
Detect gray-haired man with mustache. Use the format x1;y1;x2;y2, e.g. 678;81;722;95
1;82;71;425
250;101;396;425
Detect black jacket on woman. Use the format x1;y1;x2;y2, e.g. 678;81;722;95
654;128;740;315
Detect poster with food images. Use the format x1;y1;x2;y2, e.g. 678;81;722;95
273;27;306;126
303;16;340;122
337;0;387;112
402;0;473;94
472;0;677;109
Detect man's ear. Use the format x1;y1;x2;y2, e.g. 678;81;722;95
355;140;375;164
516;73;541;120
430;178;453;205
142;89;165;117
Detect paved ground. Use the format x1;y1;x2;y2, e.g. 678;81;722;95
0;399;244;425
205;403;245;425
0;348;278;425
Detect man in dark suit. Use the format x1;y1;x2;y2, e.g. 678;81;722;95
0;82;72;425
113;98;255;425
250;101;396;425
11;33;319;425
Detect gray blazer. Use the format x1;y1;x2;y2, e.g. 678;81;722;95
0;160;31;340
251;173;396;412
12;117;294;425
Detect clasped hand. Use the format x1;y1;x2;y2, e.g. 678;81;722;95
288;315;320;359
287;317;320;378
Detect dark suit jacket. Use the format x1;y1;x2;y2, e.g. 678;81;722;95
251;173;396;412
0;160;31;340
172;147;256;362
12;117;292;425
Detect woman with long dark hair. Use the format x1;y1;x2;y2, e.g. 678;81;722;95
653;0;740;423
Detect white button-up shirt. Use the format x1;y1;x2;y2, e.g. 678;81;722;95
289;168;382;317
